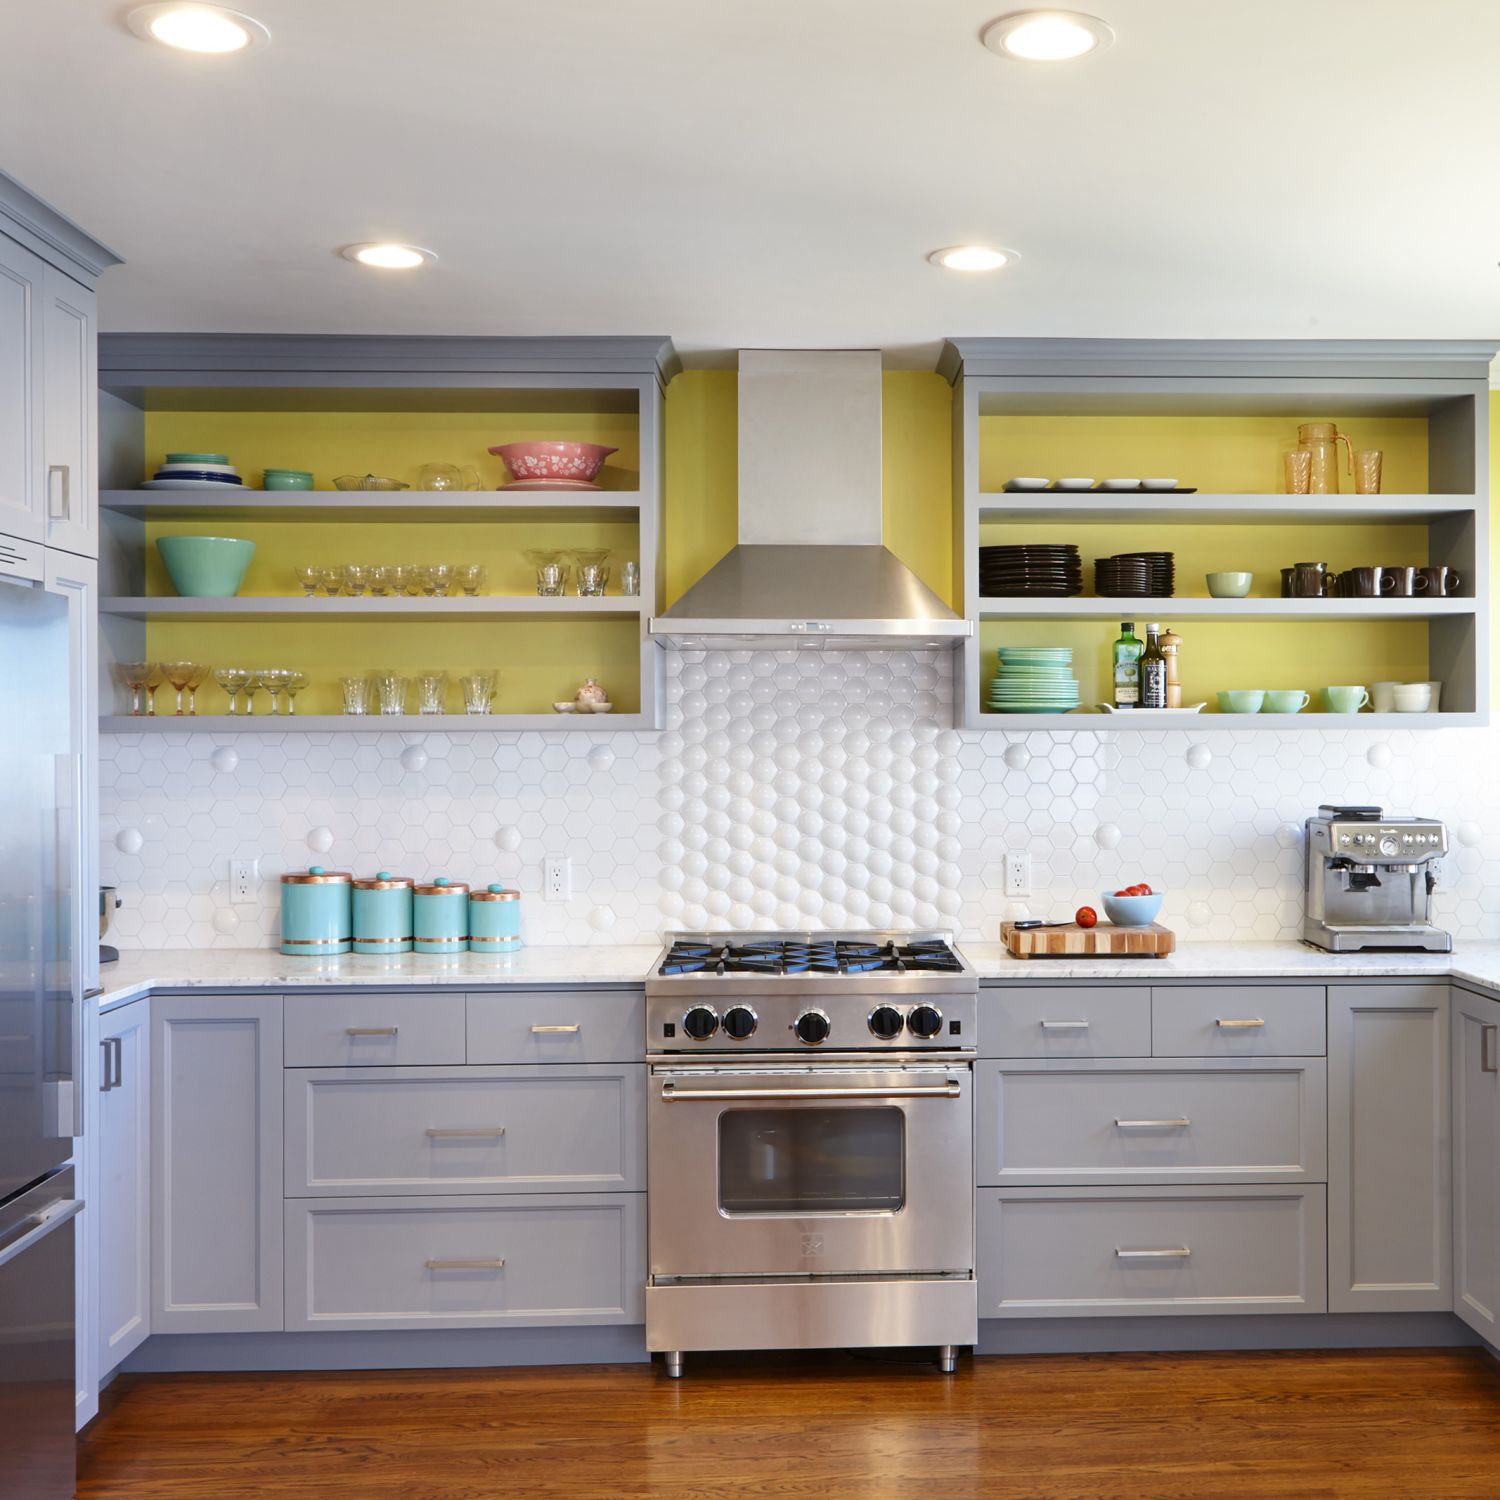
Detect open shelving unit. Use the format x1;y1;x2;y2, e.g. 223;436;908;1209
941;338;1495;731
97;335;677;732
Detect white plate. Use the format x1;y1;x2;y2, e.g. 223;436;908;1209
1100;478;1143;491
1096;702;1206;715
1141;477;1179;491
1004;477;1050;491
156;462;240;477
1054;478;1095;490
141;478;252;491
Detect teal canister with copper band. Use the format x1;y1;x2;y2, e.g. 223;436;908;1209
352;872;414;955
468;885;522;951
280;867;353;956
413;877;469;954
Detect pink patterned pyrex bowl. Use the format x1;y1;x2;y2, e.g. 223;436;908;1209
488;441;618;482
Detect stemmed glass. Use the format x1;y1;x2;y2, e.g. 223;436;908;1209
213;667;249;715
117;662;159;717
259;668;290;715
282;670;309;715
295;565;321;598
426;563;454;597
525;549;567;597
159;661;200;716
343;565;370;597
186;663;210;716
319;567;343;597
368;566;394;597
239;672;262;716
455;563;486;596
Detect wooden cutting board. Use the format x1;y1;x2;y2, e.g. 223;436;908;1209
1002;920;1176;959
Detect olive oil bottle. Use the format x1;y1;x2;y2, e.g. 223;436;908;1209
1112;622;1143;708
1140;622;1168;709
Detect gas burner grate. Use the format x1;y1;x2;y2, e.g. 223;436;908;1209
658;936;964;977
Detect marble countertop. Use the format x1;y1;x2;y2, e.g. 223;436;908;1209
95;941;1500;1011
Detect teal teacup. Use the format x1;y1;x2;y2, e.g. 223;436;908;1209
1262;690;1311;713
263;468;314;491
1217;690;1265;714
1321;685;1370;714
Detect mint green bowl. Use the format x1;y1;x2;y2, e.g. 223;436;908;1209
155;535;255;597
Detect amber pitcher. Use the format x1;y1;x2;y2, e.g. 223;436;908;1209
1297;422;1354;494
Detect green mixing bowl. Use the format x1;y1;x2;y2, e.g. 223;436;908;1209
155;535;256;597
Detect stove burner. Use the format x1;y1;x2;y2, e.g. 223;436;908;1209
658;936;963;977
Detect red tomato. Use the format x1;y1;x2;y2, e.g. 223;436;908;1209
1137;883;1153;896
1075;906;1098;929
1115;888;1132;897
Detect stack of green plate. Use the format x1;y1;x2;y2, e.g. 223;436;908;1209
987;646;1081;713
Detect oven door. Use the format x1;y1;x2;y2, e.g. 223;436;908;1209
648;1061;972;1278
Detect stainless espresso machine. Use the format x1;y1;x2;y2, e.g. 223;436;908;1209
1303;804;1451;952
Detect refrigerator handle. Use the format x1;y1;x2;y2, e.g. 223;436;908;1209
45;752;85;1140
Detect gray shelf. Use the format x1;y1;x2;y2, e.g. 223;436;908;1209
977;597;1477;622
100;595;643;622
100;489;644;520
978;710;1483;731
99;713;652;734
977;493;1476;526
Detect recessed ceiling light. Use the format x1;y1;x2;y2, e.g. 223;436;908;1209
981;10;1113;61
127;4;270;53
928;246;1018;272
341;243;438;270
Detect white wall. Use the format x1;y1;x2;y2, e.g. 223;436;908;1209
100;649;1500;949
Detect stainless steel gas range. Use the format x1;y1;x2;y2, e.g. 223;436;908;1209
645;932;978;1377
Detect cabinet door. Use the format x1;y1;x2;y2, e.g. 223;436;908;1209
97;1001;150;1373
1452;986;1500;1337
0;232;43;544
1327;983;1450;1313
152;995;284;1332
40;265;97;558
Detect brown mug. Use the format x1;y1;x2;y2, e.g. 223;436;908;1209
1288;561;1334;597
1383;566;1429;597
1340;566;1397;598
1417;565;1462;596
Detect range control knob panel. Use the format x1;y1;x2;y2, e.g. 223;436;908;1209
794;1009;832;1045
682;1005;719;1041
868;1005;905;1040
722;1005;758;1040
907;1004;943;1039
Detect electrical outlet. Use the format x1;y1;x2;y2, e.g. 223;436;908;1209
544;856;571;902
1004;851;1032;898
230;858;258;905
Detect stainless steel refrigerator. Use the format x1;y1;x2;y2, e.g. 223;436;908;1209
0;567;85;1497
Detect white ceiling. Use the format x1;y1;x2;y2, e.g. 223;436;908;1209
3;0;1499;366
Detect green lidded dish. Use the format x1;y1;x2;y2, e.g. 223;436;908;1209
155;535;255;597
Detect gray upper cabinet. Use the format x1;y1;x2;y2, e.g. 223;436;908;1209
0;232;44;544
1327;983;1450;1313
1452;986;1500;1337
40;265;98;558
152;994;284;1333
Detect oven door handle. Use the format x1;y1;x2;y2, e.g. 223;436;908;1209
660;1081;963;1102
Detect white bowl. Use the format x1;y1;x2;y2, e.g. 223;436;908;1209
1101;478;1142;491
1009;477;1049;491
587;702;614;714
551;701;577;713
1141;477;1179;491
1055;477;1095;490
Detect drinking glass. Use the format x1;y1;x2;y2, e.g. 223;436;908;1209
186;662;210;715
143;664;166;716
571;548;610;569
118;661;160;717
368;565;394;597
415;671;448;715
295;565;321;597
460;670;497;715
159;661;199;716
319;567;343;597
374;672;409;716
1282;450;1313;494
576;562;610;597
213;667;249;716
417;462;462;491
458;465;483;491
239;672;262;716
340;675;373;716
342;564;371;597
426;563;454;597
259;668;290;715
282;670;309;715
621;560;640;596
1353;450;1383;495
391;564;418;597
455;563;486;596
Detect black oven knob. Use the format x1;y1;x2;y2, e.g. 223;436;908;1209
868;1005;905;1040
907;1004;943;1039
682;1006;719;1041
794;1009;831;1045
723;1005;758;1040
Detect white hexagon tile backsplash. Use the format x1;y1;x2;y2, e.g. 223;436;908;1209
100;648;1500;948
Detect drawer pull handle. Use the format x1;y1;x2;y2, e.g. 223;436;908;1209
1114;1118;1190;1129
425;1258;505;1271
425;1127;506;1138
530;1024;580;1034
1040;1020;1089;1030
1216;1018;1265;1029
1483;1024;1498;1074
1115;1246;1191;1260
346;1027;399;1037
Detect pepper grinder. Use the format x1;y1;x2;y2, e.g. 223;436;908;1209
1160;628;1183;709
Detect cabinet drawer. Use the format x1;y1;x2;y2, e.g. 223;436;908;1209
466;989;642;1064
982;986;1150;1058
978;1185;1327;1317
284;1064;645;1196
1152;986;1326;1057
283;992;466;1067
284;1192;644;1330
976;1058;1326;1185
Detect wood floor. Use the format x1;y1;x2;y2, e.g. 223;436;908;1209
78;1348;1500;1500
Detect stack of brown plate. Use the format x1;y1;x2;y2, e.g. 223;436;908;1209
1094;551;1175;598
980;544;1082;597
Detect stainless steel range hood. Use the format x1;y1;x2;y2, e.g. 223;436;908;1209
650;350;970;649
